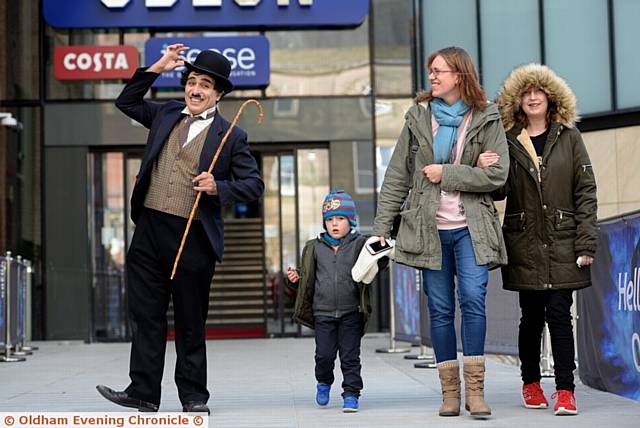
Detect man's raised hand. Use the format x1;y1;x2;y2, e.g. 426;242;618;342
148;43;189;74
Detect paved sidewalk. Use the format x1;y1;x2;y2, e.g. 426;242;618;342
0;335;638;427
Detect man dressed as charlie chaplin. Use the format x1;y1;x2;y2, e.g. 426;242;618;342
97;44;264;414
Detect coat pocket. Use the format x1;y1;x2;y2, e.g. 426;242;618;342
396;207;424;254
478;200;500;251
503;210;526;232
554;209;576;231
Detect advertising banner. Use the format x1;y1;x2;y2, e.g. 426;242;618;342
54;46;139;80
145;36;269;89
43;0;368;30
577;211;640;400
392;262;421;344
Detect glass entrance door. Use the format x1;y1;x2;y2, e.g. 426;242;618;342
89;149;142;342
262;147;330;336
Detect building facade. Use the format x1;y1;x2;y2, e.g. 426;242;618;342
0;0;638;341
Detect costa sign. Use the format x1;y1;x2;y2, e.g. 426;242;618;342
54;46;139;80
145;37;270;88
43;0;368;29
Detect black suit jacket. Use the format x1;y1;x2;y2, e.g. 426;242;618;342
116;68;264;261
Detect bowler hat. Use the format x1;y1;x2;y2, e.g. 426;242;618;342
184;50;234;94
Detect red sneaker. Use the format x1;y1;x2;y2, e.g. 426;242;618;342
551;390;578;415
522;382;549;409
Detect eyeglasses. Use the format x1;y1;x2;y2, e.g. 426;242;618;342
428;68;456;77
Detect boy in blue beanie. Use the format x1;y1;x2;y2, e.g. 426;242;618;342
287;189;371;413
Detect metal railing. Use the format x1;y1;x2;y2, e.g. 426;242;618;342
1;251;37;362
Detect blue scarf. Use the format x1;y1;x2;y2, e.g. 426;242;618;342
431;98;470;164
320;229;357;247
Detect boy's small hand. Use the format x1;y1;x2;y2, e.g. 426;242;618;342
287;267;300;283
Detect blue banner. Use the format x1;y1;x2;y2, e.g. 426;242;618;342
392;262;421;344
577;211;640;400
43;0;368;30
145;36;270;89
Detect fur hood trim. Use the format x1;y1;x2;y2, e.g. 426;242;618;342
496;63;578;131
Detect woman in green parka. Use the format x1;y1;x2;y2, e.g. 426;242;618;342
373;46;509;418
480;64;598;416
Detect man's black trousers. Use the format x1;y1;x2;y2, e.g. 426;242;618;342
314;311;364;398
124;208;216;406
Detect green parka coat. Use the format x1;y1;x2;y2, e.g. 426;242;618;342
372;101;510;270
292;238;373;336
494;64;598;291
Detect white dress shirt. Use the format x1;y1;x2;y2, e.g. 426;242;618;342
180;105;217;147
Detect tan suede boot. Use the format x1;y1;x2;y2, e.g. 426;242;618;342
437;359;461;416
463;355;492;418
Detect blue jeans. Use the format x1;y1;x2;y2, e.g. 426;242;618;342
422;227;488;362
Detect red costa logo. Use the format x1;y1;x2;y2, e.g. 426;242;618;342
54;45;139;80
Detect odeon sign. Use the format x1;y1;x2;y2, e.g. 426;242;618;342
43;0;369;29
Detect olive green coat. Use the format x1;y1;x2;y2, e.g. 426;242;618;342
494;63;598;291
373;102;510;270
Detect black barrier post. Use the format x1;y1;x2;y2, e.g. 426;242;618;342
376;261;410;354
0;252;26;362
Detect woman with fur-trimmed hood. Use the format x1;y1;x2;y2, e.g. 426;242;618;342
479;64;597;416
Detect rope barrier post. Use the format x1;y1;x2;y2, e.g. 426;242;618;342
376;260;410;354
1;252;25;362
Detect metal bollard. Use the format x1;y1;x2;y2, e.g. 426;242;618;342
540;323;554;377
1;252;26;362
376;261;410;354
18;260;37;352
12;257;32;356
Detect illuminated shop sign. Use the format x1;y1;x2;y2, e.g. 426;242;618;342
54;46;139;80
43;0;368;29
145;36;270;88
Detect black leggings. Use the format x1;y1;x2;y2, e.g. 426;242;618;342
518;289;576;391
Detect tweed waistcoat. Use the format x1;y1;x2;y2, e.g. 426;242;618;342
144;121;211;219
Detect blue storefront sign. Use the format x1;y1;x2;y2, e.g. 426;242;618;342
145;36;270;89
43;0;368;30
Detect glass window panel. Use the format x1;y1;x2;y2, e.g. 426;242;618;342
544;0;611;114
421;0;478;89
265;22;370;97
296;149;329;250
0;1;40;100
614;0;640;109
480;0;541;99
1;107;42;256
330;140;375;233
375;98;414;192
373;0;413;95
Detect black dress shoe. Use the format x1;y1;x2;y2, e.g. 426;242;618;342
182;402;210;415
96;385;159;412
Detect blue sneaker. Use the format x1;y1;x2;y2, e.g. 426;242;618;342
343;396;359;413
316;383;330;406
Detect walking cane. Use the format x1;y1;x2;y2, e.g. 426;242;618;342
170;99;264;280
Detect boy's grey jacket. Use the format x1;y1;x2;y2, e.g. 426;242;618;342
312;232;365;318
373;102;510;270
292;235;373;336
